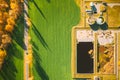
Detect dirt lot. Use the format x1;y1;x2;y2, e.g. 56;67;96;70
105;0;120;2
107;5;120;27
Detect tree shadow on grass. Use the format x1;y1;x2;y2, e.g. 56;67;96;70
0;59;17;80
31;22;50;51
0;44;19;80
30;0;51;3
32;0;46;20
12;15;25;50
30;32;49;80
46;0;51;3
75;79;89;80
31;40;39;51
32;47;49;80
10;42;23;60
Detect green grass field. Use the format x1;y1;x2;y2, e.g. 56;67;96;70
29;0;80;80
0;16;24;80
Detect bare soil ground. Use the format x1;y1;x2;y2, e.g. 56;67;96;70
105;0;120;2
107;5;120;27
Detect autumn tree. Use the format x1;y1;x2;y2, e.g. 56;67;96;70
0;49;6;69
0;0;23;69
1;34;12;48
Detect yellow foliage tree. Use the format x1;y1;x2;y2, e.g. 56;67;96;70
0;49;6;69
5;24;14;32
0;12;3;24
0;25;3;31
7;17;15;26
10;3;18;10
0;19;3;24
0;0;23;69
3;12;9;22
0;1;8;8
0;31;4;46
2;34;11;44
1;34;11;48
20;0;24;3
9;10;18;20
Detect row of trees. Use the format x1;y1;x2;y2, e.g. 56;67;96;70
5;0;21;32
0;0;23;69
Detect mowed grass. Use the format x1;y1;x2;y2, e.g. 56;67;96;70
29;0;80;80
0;16;24;80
